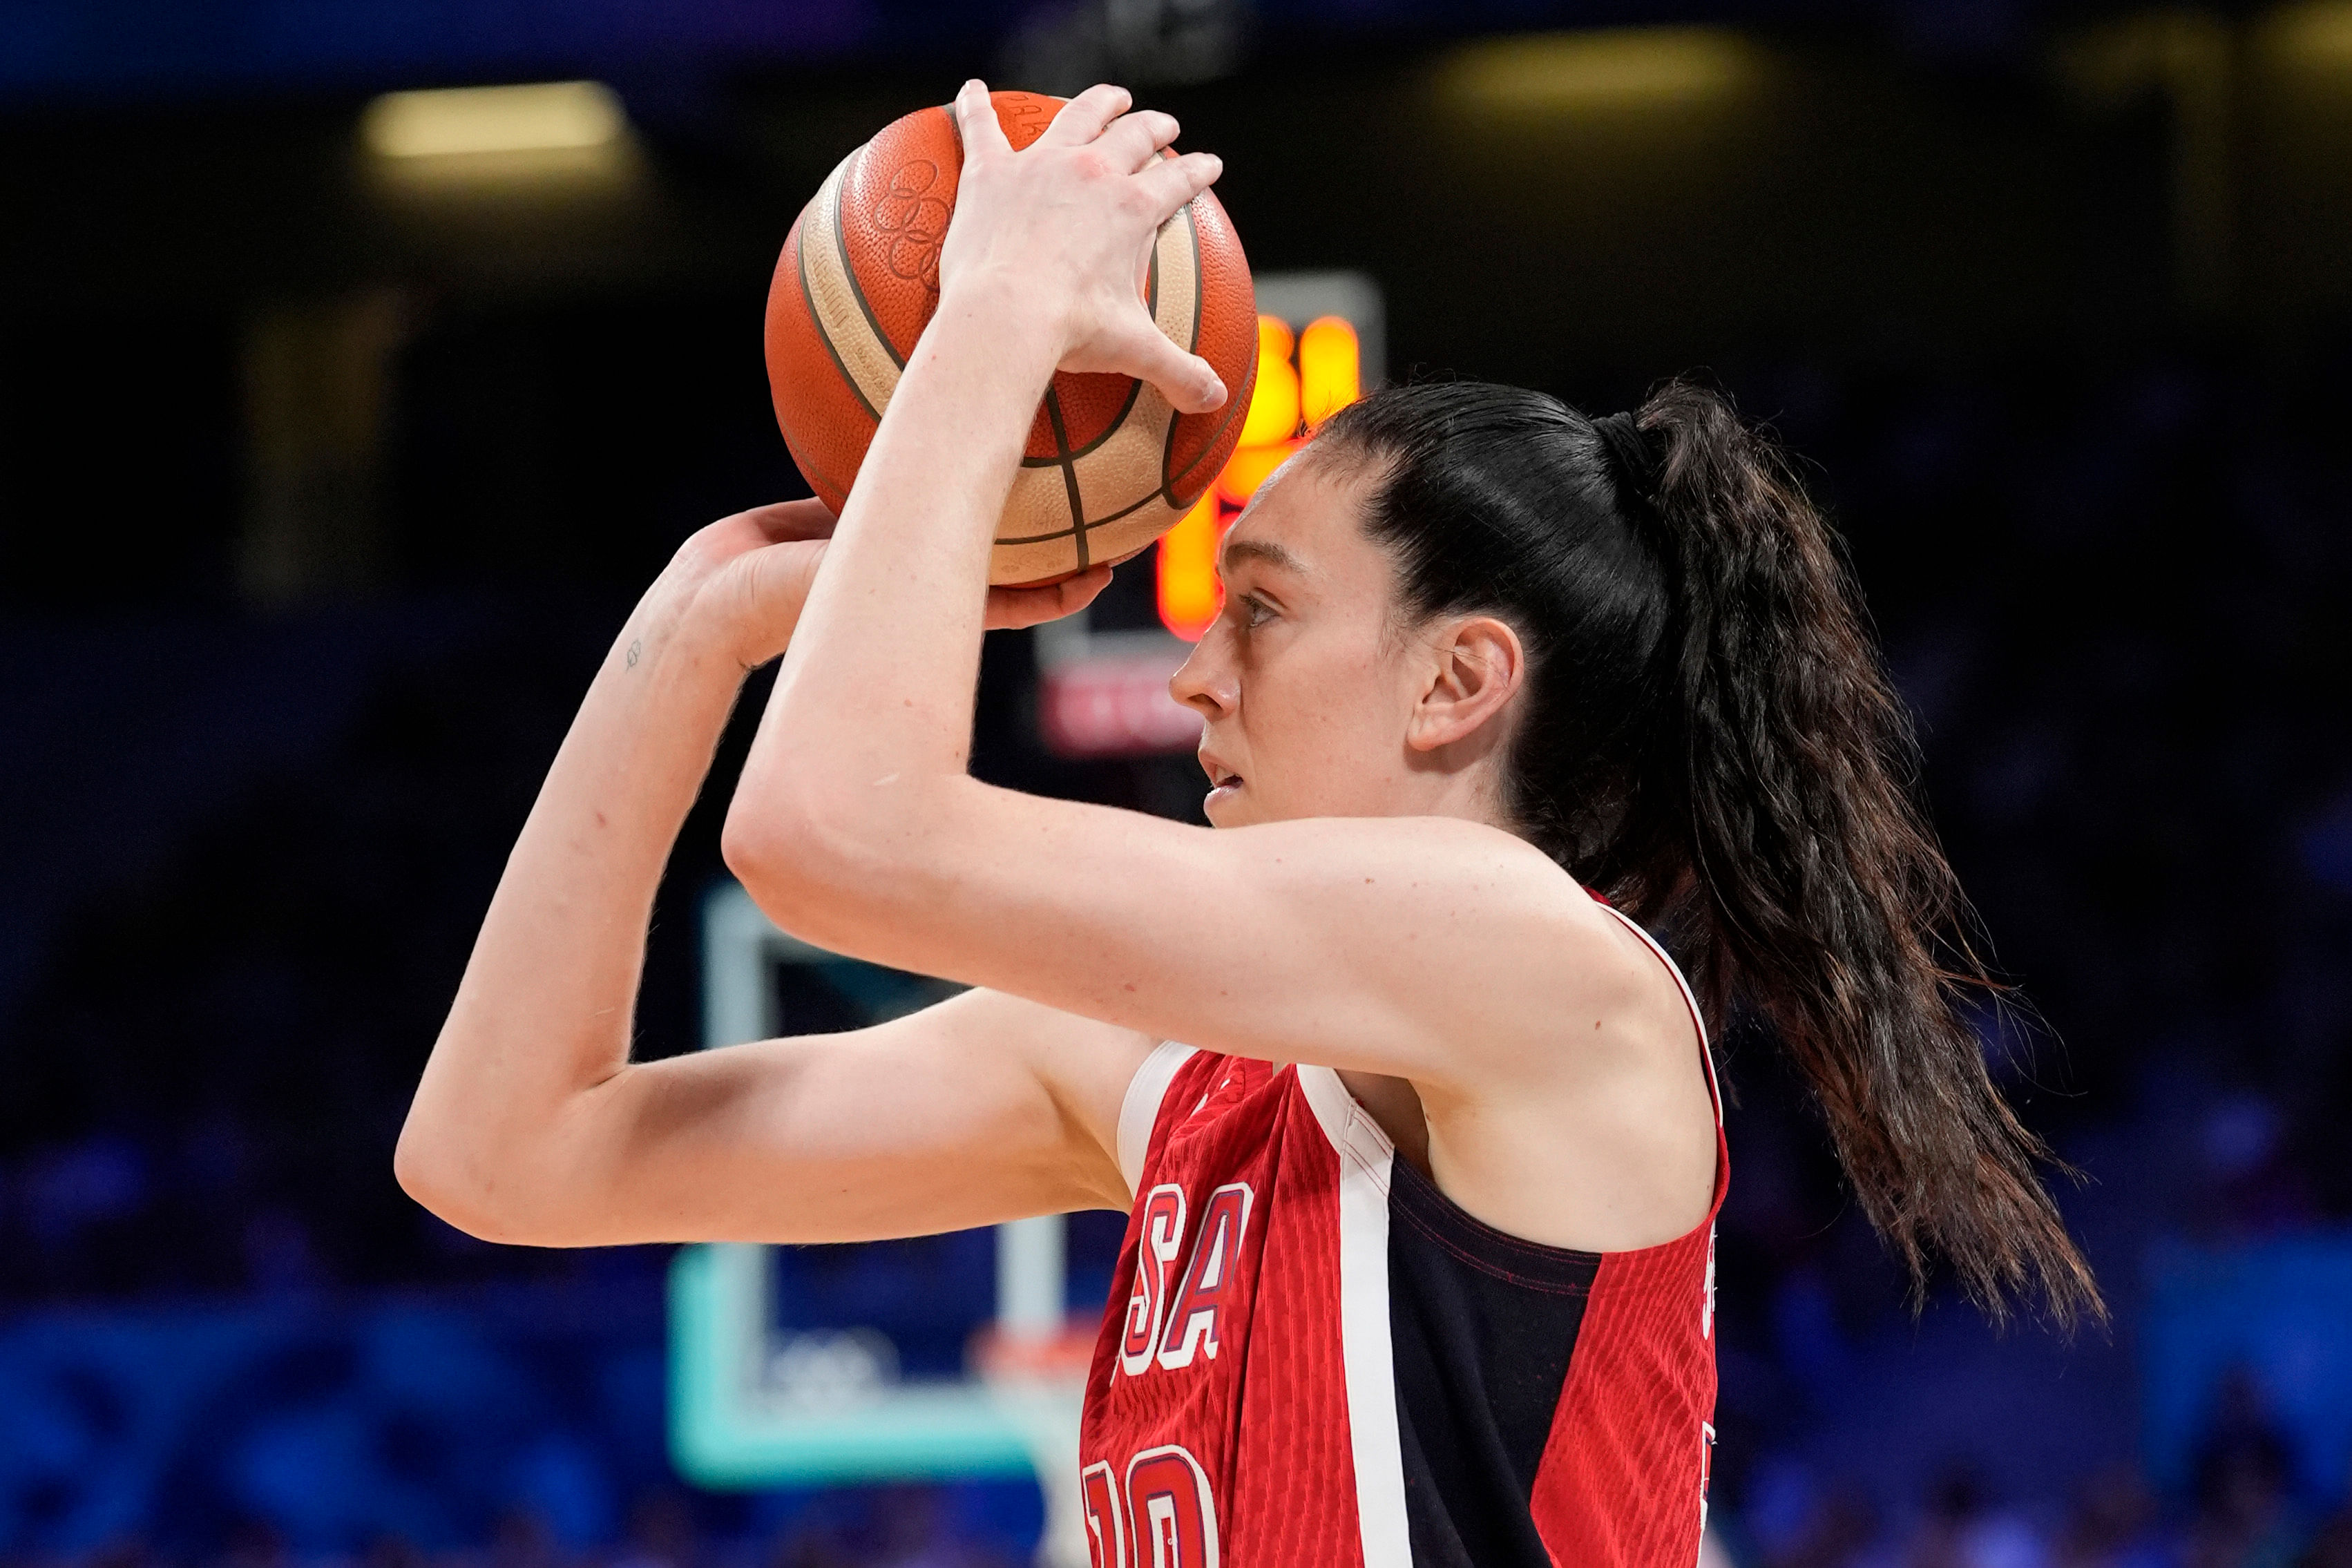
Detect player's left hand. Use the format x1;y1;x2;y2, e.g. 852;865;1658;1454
938;79;1228;416
680;498;1113;670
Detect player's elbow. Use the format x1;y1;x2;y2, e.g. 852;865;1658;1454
393;1114;500;1240
396;1154;584;1249
720;776;930;941
394;1102;581;1248
718;792;792;895
393;1119;489;1237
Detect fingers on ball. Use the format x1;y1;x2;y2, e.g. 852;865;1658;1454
1048;83;1134;145
1135;152;1221;220
1099;109;1182;171
957;81;1013;153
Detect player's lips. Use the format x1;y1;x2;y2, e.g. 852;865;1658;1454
1199;751;1243;799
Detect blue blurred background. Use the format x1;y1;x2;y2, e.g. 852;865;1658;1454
4;0;2352;1564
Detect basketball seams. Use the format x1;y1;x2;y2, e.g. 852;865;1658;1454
799;161;881;424
1163;371;1253;504
1147;235;1160;319
1159;408;1186;499
998;470;1080;542
1185;200;1205;355
1151;207;1201;360
1163;252;1258;503
1158;201;1253;507
835;143;908;372
777;416;856;511
997;481;1179;546
993;522;1087;546
801;157;903;420
1040;388;1092;571
1058;380;1147;463
1156;204;1205;496
1071;399;1173;523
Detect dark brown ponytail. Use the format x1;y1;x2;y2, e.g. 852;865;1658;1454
1315;378;2104;1328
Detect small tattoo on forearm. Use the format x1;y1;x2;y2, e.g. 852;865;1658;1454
626;638;642;669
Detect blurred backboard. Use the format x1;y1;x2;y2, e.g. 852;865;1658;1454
669;881;1093;1564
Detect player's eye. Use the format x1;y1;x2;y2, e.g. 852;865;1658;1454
1237;593;1275;629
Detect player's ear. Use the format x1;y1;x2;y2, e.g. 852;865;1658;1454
1404;613;1524;754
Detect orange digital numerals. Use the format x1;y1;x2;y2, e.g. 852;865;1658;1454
1156;315;1361;640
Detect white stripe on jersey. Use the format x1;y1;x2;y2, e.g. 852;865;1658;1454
1298;1066;1413;1568
1118;1041;1198;1202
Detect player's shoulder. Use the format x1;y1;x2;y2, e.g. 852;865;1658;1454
1294;813;1629;942
1200;814;1669;1089
1237;812;1586;901
1332;817;1688;1051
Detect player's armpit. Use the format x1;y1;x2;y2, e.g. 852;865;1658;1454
412;986;1151;1249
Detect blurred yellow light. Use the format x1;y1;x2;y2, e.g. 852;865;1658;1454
1440;28;1763;113
1238;316;1302;448
1297;316;1361;430
363;82;627;159
1156;494;1225;641
1216;438;1304;509
1169;305;1364;634
2257;0;2352;66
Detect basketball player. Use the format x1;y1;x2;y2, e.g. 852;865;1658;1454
399;82;2099;1566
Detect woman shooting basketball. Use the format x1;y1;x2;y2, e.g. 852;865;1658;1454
399;82;2098;1567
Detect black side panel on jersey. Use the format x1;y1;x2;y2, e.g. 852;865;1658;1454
1387;1154;1600;1568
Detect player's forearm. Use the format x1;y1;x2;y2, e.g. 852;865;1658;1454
727;280;1057;898
399;564;749;1237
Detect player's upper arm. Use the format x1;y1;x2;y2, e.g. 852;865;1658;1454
472;987;1153;1247
737;792;1627;1097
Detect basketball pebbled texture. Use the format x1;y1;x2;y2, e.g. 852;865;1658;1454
765;90;1259;587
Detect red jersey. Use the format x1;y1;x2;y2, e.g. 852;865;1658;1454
1075;901;1726;1567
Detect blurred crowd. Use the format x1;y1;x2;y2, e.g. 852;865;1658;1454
6;1435;2352;1568
1734;1439;2352;1568
0;1486;1042;1568
3;341;2349;1560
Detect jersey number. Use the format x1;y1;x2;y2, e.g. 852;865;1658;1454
1082;1445;1220;1568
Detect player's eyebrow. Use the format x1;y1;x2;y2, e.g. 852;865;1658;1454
1218;537;1309;577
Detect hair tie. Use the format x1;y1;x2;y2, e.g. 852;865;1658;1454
1591;410;1663;510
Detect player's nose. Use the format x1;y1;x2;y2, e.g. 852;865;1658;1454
1169;635;1234;720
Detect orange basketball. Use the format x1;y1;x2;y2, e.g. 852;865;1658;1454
764;90;1259;587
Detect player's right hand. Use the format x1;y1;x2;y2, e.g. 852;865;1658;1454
939;79;1228;417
